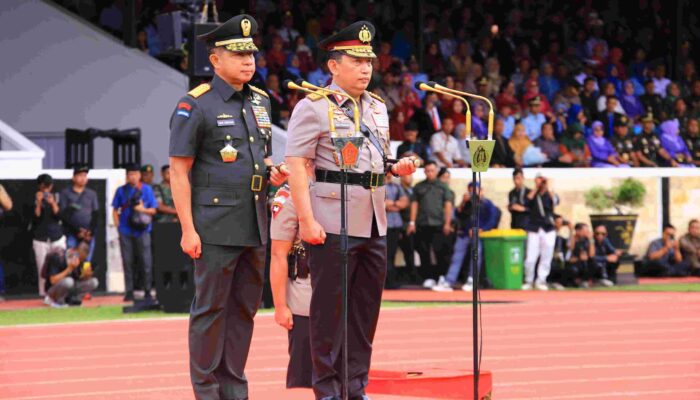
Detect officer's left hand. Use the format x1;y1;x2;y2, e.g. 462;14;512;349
274;306;294;330
391;157;418;176
269;164;290;186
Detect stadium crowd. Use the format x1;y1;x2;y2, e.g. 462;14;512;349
55;0;700;168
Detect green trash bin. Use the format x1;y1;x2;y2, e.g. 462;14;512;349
481;229;527;290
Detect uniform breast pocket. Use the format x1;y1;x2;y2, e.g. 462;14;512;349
192;188;240;225
312;183;351;202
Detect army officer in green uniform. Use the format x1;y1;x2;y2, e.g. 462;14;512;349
168;14;288;400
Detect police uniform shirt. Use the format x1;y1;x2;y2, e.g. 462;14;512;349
169;74;273;247
269;185;311;317
285;82;390;238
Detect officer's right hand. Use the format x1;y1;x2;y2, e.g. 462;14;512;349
274;306;294;330
181;230;202;259
300;219;326;245
406;223;416;235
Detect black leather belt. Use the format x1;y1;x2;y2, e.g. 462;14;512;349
315;169;385;189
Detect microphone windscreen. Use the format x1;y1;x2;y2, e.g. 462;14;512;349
414;81;426;90
283;79;295;89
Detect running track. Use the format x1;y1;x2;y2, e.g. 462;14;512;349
1;290;699;399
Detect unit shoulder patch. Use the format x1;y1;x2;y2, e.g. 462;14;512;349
187;84;211;99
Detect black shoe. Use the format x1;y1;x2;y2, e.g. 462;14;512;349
123;291;134;302
66;296;82;306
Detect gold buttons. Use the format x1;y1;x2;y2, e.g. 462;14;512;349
255;194;259;201
249;136;254;143
225;135;232;140
331;192;336;197
371;162;376;168
213;197;219;204
254;164;259;171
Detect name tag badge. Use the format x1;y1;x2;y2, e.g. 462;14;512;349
372;112;389;128
217;119;236;127
251;105;272;129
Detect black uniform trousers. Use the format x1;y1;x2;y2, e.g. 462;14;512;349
287;315;313;389
308;232;387;399
189;243;265;400
414;225;452;281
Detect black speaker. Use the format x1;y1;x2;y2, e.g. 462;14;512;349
189;23;219;77
152;222;194;313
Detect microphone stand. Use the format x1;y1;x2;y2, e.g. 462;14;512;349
415;82;496;400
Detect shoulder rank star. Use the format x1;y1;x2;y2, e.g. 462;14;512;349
251;94;261;105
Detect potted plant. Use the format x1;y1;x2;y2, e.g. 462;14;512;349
584;178;646;253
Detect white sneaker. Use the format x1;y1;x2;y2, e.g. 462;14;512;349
461;282;473;292
550;282;565;291
599;279;614;287
521;283;533;290
534;282;549;291
43;295;52;306
45;296;67;308
432;280;454;292
422;279;437;288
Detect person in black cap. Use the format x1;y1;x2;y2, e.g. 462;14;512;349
168;13;288;400
285;20;416;400
59;166;99;261
32;173;65;297
140;164;155;185
111;164;157;301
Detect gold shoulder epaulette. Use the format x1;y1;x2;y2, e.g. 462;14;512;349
306;92;324;102
368;91;385;103
187;84;211;98
249;85;269;98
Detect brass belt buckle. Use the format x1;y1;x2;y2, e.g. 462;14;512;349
251;175;263;192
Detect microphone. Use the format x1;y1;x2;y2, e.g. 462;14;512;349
285;79;337;135
298;80;361;135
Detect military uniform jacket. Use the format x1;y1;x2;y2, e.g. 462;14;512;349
684;134;700;162
169;75;273;247
611;134;635;165
634;132;662;164
285;83;390;238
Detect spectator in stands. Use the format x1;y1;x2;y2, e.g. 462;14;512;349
508;168;530;230
640;80;664;119
538;62;560;101
684;119;700;167
491;118;516;168
560;122;592;167
33;174;66;297
653;64;671;97
580;77;599;119
470;103;488;139
398;73;423;121
412;92;442;143
307;62;331;88
500;104;516;138
597;96;625;137
522;80;553;116
266;35;286;74
407;161;454;288
447;97;467;126
43;243;98;308
596;82;625;115
588;121;629;167
522;174;559;291
659;119;695;167
671;99;691;130
680;219;700;276
385;175;410;289
610;116;639;167
396;122;430;163
375;69;401;116
642;224;691;276
634;113;663;167
140;165;154;185
59;166;99;262
620;80;645;120
266;73;288;126
0;183;12;302
591;225;620;286
153;165;177;223
686;80;700;116
521;96;547;141
496;81;521;117
434;182;500;292
664;83;683;121
509;122;547;166
430;117;466;168
111;164;157;301
454;123;470;164
536;122;572;167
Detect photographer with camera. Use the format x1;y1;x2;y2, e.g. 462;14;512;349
59;166;99;262
42;242;98;308
642;224;691;277
522;174;559;290
111;164;157;301
32;174;66;297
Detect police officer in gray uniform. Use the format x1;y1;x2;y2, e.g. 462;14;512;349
285;21;416;400
168;14;288;400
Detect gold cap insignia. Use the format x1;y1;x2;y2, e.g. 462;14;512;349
241;19;252;37
359;25;372;43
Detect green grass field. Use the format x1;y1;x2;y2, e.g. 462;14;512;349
1;284;697;327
